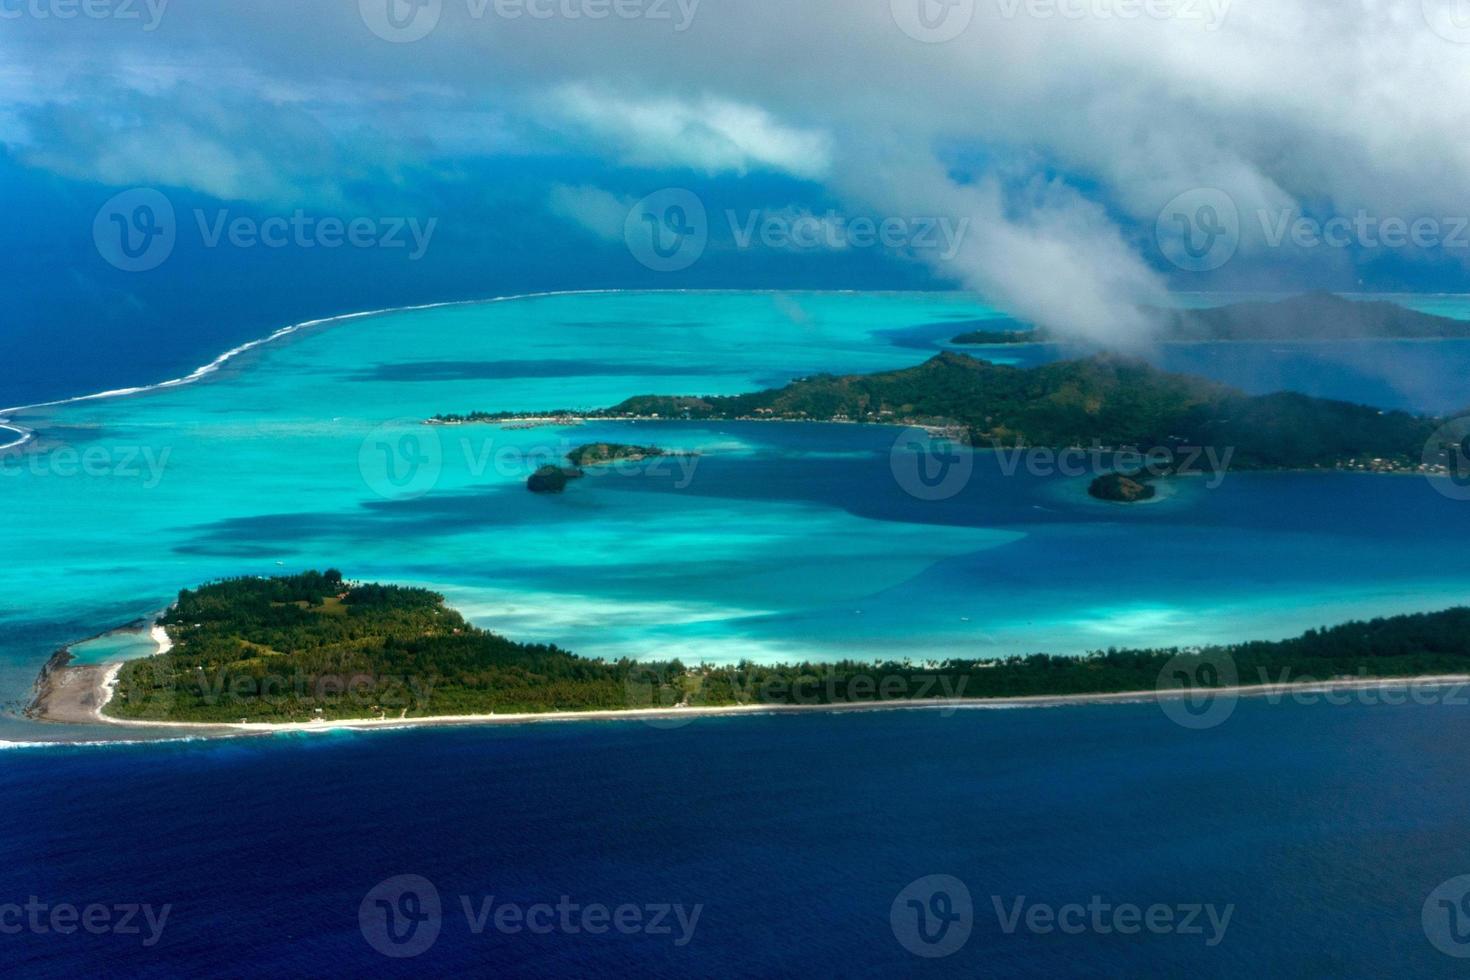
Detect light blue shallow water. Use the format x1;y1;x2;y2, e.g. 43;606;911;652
2;290;1469;745
65;628;160;667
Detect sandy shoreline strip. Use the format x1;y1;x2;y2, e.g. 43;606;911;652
44;671;1470;742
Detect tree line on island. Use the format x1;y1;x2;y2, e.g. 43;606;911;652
435;351;1446;477
104;572;1470;724
526;443;671;494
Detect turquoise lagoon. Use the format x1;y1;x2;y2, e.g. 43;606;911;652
3;290;1470;742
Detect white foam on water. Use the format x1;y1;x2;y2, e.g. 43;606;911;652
0;289;677;419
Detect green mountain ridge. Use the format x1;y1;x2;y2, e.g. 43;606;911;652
599;351;1441;470
952;292;1470;345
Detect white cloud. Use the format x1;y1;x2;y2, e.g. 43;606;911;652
837;148;1168;347
550;85;832;179
547;183;633;242
8;0;1470;342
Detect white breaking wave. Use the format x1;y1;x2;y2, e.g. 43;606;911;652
0;736;213;750
0;288;684;421
0;424;32;451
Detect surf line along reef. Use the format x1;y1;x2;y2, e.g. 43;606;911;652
26;571;1470;732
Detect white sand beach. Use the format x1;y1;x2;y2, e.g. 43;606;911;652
63;671;1470;741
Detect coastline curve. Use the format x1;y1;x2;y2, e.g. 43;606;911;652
0;288;686;419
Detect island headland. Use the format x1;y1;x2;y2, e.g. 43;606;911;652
951;292;1470;345
26;572;1470;736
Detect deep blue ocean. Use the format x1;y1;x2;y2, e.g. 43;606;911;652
4;697;1470;977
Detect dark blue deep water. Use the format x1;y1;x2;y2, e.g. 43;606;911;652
4;697;1470;977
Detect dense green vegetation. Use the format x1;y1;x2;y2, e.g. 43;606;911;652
106;572;647;721
430;411;526;424
560;352;1439;470
951;327;1037;344
566;443;667;467
104;573;1470;724
524;445;671;492
527;465;582;494
1089;472;1157;503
